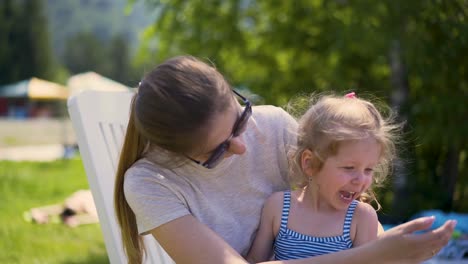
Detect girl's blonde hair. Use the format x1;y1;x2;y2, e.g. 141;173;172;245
114;56;233;263
288;93;401;209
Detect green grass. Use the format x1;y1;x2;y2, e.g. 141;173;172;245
0;158;108;264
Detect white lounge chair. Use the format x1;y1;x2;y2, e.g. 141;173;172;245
68;90;174;264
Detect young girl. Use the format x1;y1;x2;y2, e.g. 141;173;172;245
247;92;400;262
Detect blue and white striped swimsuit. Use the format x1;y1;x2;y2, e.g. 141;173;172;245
273;191;358;260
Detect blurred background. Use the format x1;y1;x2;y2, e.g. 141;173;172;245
0;0;466;263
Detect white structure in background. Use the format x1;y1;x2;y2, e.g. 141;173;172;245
67;72;130;96
0;144;65;162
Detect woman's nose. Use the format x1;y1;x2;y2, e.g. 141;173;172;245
227;136;246;155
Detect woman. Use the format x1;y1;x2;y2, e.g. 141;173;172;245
114;55;456;263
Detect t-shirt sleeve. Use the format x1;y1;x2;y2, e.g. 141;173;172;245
269;106;297;158
278;107;298;149
123;164;190;235
261;105;298;185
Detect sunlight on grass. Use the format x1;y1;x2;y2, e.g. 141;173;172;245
0;158;108;263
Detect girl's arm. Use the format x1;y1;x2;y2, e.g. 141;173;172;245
151;215;455;264
247;192;284;263
352;202;379;247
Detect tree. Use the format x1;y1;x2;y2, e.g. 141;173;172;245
63;32;139;87
0;0;20;83
0;0;55;84
63;32;109;75
136;0;468;219
401;0;467;213
107;34;140;86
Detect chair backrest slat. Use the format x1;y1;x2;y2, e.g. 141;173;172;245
68;90;174;264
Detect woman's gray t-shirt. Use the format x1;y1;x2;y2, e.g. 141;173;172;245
124;105;298;256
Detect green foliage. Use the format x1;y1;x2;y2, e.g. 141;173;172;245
46;0;152;86
0;0;56;84
63;32;109;75
45;0;152;59
138;0;467;220
0;158;107;263
62;32;140;86
137;0;395;104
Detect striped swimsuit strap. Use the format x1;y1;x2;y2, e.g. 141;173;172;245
278;190;358;237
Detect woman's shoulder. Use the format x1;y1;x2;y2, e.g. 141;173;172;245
123;158;170;190
252;105;297;130
125;158;162;178
253;105;292;119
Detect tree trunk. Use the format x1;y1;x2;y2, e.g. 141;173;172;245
389;39;411;220
442;144;459;211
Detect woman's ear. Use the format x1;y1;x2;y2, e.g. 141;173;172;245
301;149;318;176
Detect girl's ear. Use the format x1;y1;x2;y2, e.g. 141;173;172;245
301;149;318;176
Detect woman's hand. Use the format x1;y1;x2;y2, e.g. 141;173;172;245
376;216;457;263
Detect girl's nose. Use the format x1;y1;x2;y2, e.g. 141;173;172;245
351;172;365;185
227;136;246;155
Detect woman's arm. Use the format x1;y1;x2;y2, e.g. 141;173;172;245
352;202;379;247
151;215;456;264
151;215;248;264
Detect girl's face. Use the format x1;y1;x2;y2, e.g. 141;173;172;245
313;137;381;211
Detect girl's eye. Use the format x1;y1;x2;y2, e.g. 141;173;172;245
342;166;354;170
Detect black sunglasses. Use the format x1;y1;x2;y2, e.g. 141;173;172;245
190;89;252;169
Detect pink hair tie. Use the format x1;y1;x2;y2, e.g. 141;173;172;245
345;92;356;98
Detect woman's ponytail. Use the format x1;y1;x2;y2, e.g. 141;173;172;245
114;94;147;264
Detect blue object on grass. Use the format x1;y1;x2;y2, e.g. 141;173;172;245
410;210;468;234
382;224;396;231
410;210;468;260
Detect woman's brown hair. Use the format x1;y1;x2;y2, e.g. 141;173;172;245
114;56;233;263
